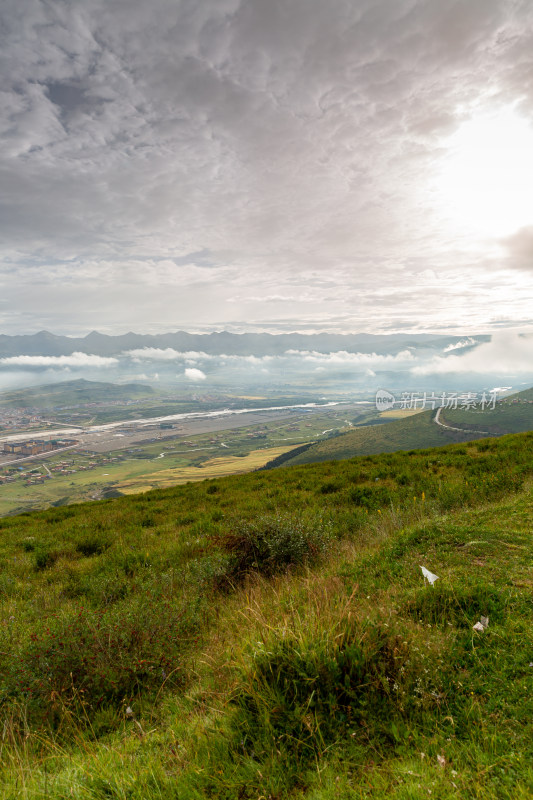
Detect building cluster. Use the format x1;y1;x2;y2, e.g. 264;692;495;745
2;438;77;456
0;452;124;488
0;408;47;432
502;398;533;404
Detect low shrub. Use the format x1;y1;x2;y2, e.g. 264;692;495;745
319;481;340;494
33;548;58;570
75;535;111;557
349;485;391;510
62;569;130;605
20;537;36;552
214;514;331;582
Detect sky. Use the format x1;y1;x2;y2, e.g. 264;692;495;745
2;0;533;338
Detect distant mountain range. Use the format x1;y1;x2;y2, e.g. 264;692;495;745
0;330;487;357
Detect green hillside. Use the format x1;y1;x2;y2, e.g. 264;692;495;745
510;386;533;401
443;402;533;435
0;431;532;798
0;379;155;408
442;388;533;435
271;387;533;469
273;409;482;467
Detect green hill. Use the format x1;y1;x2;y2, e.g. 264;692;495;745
271;409;483;467
0;379;155;408
508;386;533;401
270;387;533;469
0;431;532;798
442;396;533;435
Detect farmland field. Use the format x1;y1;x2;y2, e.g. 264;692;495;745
116;445;297;493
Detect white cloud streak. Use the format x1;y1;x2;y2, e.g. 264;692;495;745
0;352;118;368
443;337;477;352
285;349;414;365
124;348;274;364
126;348;208;362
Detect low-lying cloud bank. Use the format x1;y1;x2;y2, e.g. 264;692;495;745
125;348;273;364
0;352;118;368
285;349;414;365
413;332;533;375
124;348;414;367
123;333;533;382
0;335;531;395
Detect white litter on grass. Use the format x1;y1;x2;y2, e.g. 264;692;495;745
473;616;489;633
420;566;439;585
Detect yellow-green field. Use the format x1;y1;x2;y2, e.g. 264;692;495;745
116;445;297;493
380;408;426;418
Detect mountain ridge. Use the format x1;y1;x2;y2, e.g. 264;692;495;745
0;330;488;357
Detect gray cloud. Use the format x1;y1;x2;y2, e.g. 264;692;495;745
502;226;533;271
1;1;533;334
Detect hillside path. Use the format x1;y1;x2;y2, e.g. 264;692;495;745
434;407;490;435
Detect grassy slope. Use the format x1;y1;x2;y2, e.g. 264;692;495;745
0;379;155;408
443;390;533;434
511;386;533;401
0;431;532;798
277;409;478;466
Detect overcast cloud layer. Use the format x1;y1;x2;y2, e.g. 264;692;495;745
1;0;533;336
